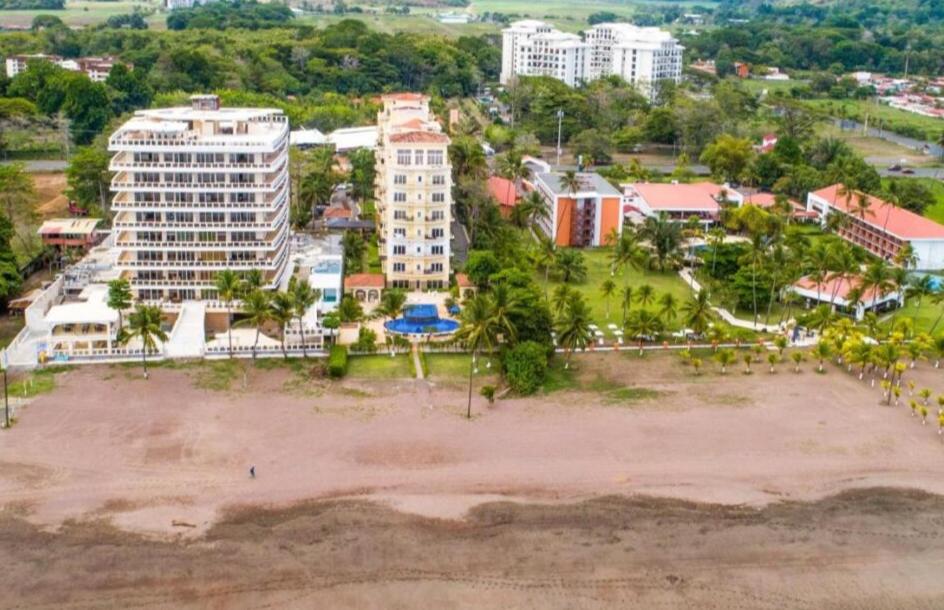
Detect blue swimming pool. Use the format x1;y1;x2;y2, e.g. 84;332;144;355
384;304;459;335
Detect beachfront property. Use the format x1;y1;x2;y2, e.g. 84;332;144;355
108;94;292;302
622;182;744;224
4;54;122;82
532;172;623;247
37;218;103;252
374;93;452;290
790;275;903;321
500;20;683;98
806;184;944;271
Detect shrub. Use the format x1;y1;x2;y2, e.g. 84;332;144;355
327;345;348;378
353;327;378;352
503;341;548;395
480;385;496;404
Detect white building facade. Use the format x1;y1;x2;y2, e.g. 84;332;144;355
108;95;292;301
500;20;682;97
374;93;452;290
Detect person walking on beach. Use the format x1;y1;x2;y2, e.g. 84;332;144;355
249;465;255;479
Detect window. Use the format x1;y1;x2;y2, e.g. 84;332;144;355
428;150;444;166
323;288;338;303
393;263;405;273
414;150;425;165
197;173;224;184
430;211;444;221
431;245;444;255
431;193;445;203
432;175;445;185
430;228;444;239
167;251;195;262
393;245;406;255
393;192;407;203
137;251;163;262
196;153;224;164
200;193;225;204
199;212;225;223
166;212;193;223
394;228;406;237
230;232;256;242
394;174;407;185
135;172;160;184
231;212;255;223
230;192;255;203
393;210;407;221
396;150;411;165
429;263;443;272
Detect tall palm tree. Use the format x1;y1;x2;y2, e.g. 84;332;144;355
270;291;296;359
497;149;532;210
107;278;132;335
242;268;264;295
636;283;655;310
455;293;498;419
556;170;582;243
491;283;520;343
639;212;683;272
375;288;407;322
683;290;712;336
239;289;272;362
555;292;593;369
554;248;587;283
289;277;319;358
601;279;616;319
620;285;634;326
551;284;573;316
215;269;241;359
534;234;557;298
861;259;893;313
658;292;678;326
707;227;726;276
625;309;664;354
120;304;167;379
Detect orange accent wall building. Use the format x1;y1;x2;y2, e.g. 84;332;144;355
532;172;624;247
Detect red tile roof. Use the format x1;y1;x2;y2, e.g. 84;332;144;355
323;206;353;219
793;275;890;305
388;131;449;144
628;182;730;212
395;118;427;129
487;176;518;207
811;184;944;240
345;273;385;289
456;273;473;288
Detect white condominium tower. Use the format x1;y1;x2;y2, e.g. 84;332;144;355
375;93;452;290
500;20;683;97
585;23;683;96
108;94;291;301
500;20;588;88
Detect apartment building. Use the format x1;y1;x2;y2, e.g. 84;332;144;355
4;54;122;82
585;23;683;97
807;184;944;271
374;93;452;290
108;94;292;301
500;20;682;97
532;172;623;247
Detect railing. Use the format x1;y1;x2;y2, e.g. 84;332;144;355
111;175;286;192
109;158;285;172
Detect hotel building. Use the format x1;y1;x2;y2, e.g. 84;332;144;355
500;20;682;97
807;184;944;271
108;94;292;301
4;54;122;82
374;93;452;290
532;172;623;247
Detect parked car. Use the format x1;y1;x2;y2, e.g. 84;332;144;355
887;164;902;171
902;168;915;175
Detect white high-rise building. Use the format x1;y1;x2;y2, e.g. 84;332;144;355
108;94;292;302
500;20;683;98
375;93;452;290
585;23;683;97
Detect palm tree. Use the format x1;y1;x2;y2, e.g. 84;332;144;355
455;294;498;419
620;285;634;326
555;292;593;368
600;279;616;319
497;149;532;211
375;288;407;322
242;268;264;294
638;212;683;271
625;309;664;354
554;248;587;283
707;227;726;276
215;269;241;359
682;290;712;336
239;289;272;362
270;291;296;359
714;349;735;374
120;304;167;379
767;352;780;373
812;341;832;372
534;234;557;299
773;335;788;356
691;357;703;375
490;283;520;343
289;278;319;358
552;284;573;316
556;170;582;243
743;353;753;374
635;283;655;309
658;292;678;326
107;278;132;334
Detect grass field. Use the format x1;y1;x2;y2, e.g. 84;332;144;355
908;177;944;225
0;0;163;28
425;352;499;381
804;98;944;142
347;353;414;378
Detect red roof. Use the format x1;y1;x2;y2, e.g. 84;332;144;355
323;207;353;219
382;92;428;102
345;273;385;289
396;118;427;129
628;182;730;212
487;176;518;207
793;275;890;305
389;131;449;144
811;184;944;240
456;273;474;288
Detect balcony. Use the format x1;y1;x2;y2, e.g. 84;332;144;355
115;227;288;252
111;173;287;193
109;152;285;173
110;189;288;211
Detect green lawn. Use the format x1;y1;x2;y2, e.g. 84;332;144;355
908;178;944;225
804;98;944;142
425;352;500;381
347;353;414;378
0;0;164;28
540;247;693;331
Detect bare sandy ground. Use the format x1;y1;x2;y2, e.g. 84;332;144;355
1;353;944;608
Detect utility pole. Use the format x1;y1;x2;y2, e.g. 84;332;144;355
556;109;564;168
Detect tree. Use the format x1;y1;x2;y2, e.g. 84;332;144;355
289;277;320;357
767;353;780;373
790;351;804;373
555;292;593;368
61;77;112;145
338;295;364;323
215;269;241;359
569;128;614;166
106;63;152;114
456;293;498;419
503;341;548;395
700;134;754;183
270;291;296;359
714;349;736;374
600;279;616;319
638;213;683;271
636;284;655;309
0;163;38;257
464;250;501;289
239;289;272;362
341;230;367;274
658;292;678;325
107;278;132;333
683;290;712;336
120;304;167;379
375;288;407;321
620;285;634;327
66;146;110;211
554;248;587;283
625;309;664;353
812;341;832;372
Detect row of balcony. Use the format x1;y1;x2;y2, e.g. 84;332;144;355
109;153;285;172
115;228;288;252
111;173;287;193
109;131;288;152
111;190;287;211
112;209;287;231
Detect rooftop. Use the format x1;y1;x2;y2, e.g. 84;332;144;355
792;275;896;307
536;172;621;197
38;218;101;236
625;182;731;211
345;273;385;289
811;184;944;240
388;131;450;144
487;176;518;207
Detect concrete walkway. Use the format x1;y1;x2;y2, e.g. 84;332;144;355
411;343;424;380
165;301;206;358
679;269;787;334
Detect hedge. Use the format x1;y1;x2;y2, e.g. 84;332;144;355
328;345;348;378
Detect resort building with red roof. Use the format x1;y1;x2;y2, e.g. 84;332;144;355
806;184;944;270
790;275;902;321
622;181;743;225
